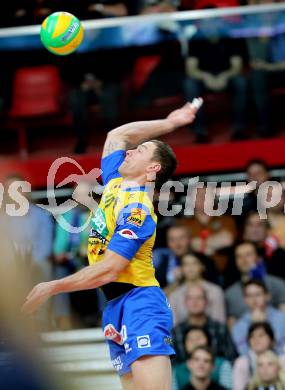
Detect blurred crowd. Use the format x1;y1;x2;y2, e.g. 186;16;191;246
2;0;278;27
1;159;285;389
0;0;284;154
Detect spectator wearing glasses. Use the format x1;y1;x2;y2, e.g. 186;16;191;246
225;242;285;326
231;280;285;355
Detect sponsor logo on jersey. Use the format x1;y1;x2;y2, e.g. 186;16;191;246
118;229;138;240
111;356;123;371
127;208;147;227
137;335;151;348
104;324;123;345
88;229;106;242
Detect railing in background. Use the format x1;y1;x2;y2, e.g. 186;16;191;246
0;4;285;51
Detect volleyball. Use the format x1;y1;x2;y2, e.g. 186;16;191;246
40;12;84;55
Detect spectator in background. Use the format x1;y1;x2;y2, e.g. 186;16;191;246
231;280;285;355
169;253;226;325
82;0;137;19
138;0;178;14
174;327;232;390
182;346;228;390
69;46;134;153
264;184;285;251
0;175;53;330
173;284;237;362
242;212;285;280
53;182;100;329
181;187;237;272
243;160;271;214
225;242;285;325
33;0;54;23
184;13;247;142
233;322;280;390
247;350;285;390
5;1;34;27
153;224;219;288
71;72;104;154
246;3;285;137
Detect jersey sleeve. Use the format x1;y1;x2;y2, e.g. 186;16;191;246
107;202;156;260
101;150;126;185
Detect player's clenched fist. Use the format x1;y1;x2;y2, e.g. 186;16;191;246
167;98;203;128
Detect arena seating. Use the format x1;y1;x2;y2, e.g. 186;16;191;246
41;328;121;390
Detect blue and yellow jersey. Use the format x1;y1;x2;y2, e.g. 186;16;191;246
88;150;159;293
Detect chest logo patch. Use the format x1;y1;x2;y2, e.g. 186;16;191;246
127;208;147;227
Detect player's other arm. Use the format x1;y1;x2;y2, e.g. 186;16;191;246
22;250;128;315
102;100;203;158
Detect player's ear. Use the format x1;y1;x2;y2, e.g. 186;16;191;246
146;163;161;182
146;162;161;173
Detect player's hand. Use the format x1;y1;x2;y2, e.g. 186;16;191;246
167;98;203;128
22;281;56;315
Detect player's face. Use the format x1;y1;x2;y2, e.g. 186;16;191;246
188;350;213;380
119;142;161;182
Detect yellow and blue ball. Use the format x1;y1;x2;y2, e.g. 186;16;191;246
40;12;84;55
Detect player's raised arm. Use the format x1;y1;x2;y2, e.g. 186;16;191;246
102;98;203;158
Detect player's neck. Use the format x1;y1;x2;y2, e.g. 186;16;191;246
121;176;153;190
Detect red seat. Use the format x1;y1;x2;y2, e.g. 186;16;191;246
193;0;238;9
8;65;71;158
10;65;61;118
132;55;161;93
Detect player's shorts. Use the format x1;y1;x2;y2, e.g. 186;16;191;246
102;286;175;376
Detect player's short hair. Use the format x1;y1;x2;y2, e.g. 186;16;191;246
150;140;177;188
242;279;268;295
